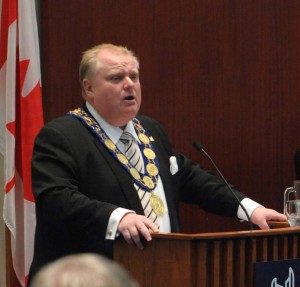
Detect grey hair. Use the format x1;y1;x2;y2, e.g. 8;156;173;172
30;253;139;287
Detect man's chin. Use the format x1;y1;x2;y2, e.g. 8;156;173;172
110;113;138;128
124;106;139;117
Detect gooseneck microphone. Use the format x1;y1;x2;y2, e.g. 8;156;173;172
192;141;254;230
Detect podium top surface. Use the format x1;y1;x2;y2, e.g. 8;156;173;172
152;223;300;240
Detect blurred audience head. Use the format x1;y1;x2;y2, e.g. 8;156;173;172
30;253;139;287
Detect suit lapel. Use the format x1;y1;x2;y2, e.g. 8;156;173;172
93;139;145;215
81;104;144;214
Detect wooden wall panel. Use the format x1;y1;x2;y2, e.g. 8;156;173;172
40;0;300;232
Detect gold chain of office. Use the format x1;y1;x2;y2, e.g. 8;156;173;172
67;108;160;192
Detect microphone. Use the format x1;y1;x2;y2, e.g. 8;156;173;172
192;141;254;230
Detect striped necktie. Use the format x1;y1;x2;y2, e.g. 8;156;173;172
120;132;159;226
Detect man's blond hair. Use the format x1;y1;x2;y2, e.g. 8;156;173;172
79;43;139;84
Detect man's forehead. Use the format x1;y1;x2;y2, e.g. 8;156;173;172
97;50;138;69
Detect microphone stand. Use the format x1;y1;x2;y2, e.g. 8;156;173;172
193;141;254;231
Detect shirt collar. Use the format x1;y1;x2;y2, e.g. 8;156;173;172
85;102;140;144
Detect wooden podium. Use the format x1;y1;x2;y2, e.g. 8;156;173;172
114;226;300;287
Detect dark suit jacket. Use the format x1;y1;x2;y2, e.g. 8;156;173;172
29;110;246;280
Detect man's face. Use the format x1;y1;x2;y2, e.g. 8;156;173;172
83;50;141;127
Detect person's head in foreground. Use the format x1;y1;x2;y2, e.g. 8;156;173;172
30;253;139;287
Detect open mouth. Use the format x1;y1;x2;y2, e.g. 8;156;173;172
124;95;135;101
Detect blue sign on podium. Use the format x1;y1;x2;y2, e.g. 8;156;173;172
254;259;300;287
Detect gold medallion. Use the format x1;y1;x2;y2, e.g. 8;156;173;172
138;133;150;144
130;168;141;180
150;194;165;216
104;139;116;150
117;154;128;165
85;117;94;125
143;148;156;160
143;176;155;189
146;163;158;176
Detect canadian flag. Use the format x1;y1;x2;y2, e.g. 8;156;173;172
0;0;44;286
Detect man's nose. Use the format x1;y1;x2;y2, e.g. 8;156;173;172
123;76;134;88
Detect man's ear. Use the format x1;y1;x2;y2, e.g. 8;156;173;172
82;79;94;99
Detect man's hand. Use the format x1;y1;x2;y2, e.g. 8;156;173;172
251;207;287;229
118;213;159;250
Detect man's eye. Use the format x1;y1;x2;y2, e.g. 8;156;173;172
130;74;138;81
110;76;122;82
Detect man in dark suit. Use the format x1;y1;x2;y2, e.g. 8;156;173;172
29;43;286;282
